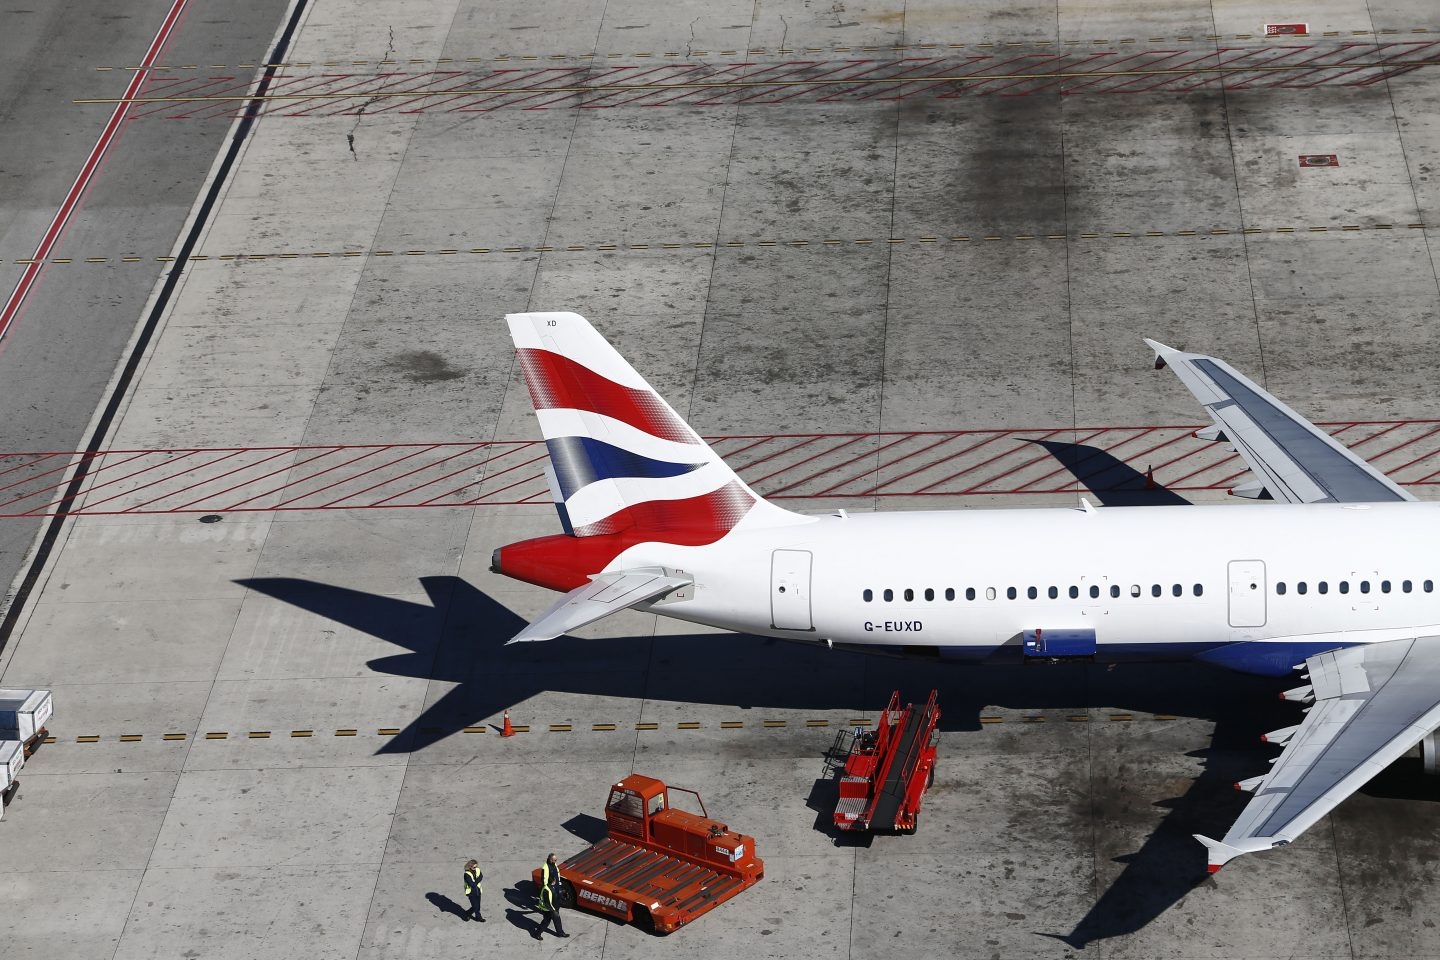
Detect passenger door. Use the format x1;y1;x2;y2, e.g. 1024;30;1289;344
770;549;813;631
1227;559;1267;628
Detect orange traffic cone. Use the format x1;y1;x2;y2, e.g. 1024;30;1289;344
501;710;515;738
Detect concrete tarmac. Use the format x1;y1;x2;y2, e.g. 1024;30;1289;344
3;1;1440;958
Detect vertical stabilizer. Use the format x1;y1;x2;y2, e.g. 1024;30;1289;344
506;312;807;539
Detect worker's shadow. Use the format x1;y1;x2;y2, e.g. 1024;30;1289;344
233;574;1402;949
424;892;470;921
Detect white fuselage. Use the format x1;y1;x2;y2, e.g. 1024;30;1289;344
621;501;1440;676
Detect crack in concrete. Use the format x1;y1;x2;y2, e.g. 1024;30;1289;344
685;16;701;58
348;25;397;160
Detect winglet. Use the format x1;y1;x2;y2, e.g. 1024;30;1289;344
1194;834;1272;873
1144;338;1179;371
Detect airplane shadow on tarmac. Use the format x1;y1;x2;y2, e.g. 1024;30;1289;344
237;573;1327;947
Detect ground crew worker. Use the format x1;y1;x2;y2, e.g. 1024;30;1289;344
463;859;485;922
533;852;569;939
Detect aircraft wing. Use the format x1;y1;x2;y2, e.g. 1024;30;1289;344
1146;340;1414;504
1197;635;1440;870
506;567;693;644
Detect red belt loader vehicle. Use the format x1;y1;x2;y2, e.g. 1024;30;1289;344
534;773;764;934
832;690;940;834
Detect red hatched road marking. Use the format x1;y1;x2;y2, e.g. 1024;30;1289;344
0;0;192;347
3;420;1440;517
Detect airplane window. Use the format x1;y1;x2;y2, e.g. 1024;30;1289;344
924;588;935;601
1339;581;1349;595
1360;581;1370;594
986;587;996;600
1090;585;1100;599
1381;580;1391;593
1276;582;1286;595
863;589;873;602
1027;587;1038;600
1069;586;1079;599
904;588;915;601
883;589;894;602
1404;580;1413;593
945;588;955;601
1151;584;1161;597
966;587;977;601
1318;582;1329;594
1172;584;1182;597
1006;587;1017;600
1111;585;1121;598
1130;584;1141;597
1193;584;1203;596
1427;580;1435;593
1297;582;1308;595
1048;586;1058;599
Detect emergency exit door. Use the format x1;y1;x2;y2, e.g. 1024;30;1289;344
771;550;813;631
1227;559;1267;628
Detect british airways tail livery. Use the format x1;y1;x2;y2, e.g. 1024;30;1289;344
492;311;1440;873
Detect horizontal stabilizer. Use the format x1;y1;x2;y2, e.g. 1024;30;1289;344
507;567;693;644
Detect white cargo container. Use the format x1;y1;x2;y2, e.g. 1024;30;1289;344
0;739;22;790
0;739;22;820
0;689;53;742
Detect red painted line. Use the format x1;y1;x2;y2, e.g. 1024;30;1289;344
1013;426;1161;489
1373;425;1440;477
0;452;74;493
259;446;389;507
0;453;66;484
857;433;977;496
0;0;191;347
221;447;348;509
958;429;1103;494
18;450;189;514
418;449;551;505
336;443;487;506
105;450;253;512
170;447;299;509
764;434;878;495
807;432;941;496
0;451;143;510
899;432;1031;496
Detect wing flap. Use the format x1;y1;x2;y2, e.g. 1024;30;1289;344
507;567;693;644
1147;340;1413;504
1199;635;1440;870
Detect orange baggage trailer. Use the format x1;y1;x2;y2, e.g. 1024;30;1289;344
533;773;764;934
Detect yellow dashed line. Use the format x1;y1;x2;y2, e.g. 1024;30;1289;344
677;722;702;730
291;730;313;738
592;723;617;731
763;720;788;728
76;735;100;743
720;721;744;729
378;727;401;736
549;724;572;732
163;733;187;741
336;729;358;736
249;730;270;739
205;731;227;740
119;734;143;742
635;722;659;731
979;716;1003;724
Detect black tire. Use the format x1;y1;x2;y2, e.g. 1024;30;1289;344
556;879;577;909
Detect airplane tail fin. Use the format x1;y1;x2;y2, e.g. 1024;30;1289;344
506;312;807;539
